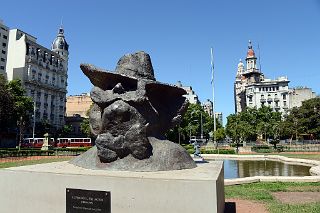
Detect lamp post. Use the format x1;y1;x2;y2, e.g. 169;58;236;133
32;101;36;142
17;116;25;151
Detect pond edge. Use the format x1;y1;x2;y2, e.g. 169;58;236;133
200;154;320;185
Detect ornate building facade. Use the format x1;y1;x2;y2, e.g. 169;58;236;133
234;41;290;114
6;27;69;129
234;41;316;114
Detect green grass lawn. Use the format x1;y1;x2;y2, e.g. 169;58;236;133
225;182;320;213
277;153;320;161
0;157;73;168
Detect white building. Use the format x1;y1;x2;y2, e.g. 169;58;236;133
176;81;200;104
202;99;213;117
234;40;316;114
0;20;9;76
215;112;223;126
289;87;316;108
6;26;69;129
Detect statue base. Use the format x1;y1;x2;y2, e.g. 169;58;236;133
0;161;224;213
70;137;197;171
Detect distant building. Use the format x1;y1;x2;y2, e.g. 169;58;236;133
65;114;84;137
66;93;93;118
6;26;69;129
289;87;316;108
202;99;213;117
215;112;223;126
202;99;222;125
234;40;316;114
0;20;9;76
176;81;200;104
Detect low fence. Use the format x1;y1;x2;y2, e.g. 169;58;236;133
281;144;320;152
0;148;89;163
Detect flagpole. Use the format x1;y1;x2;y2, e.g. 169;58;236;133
211;48;217;147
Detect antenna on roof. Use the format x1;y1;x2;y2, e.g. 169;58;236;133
258;43;262;72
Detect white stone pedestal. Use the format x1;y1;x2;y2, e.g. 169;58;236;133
0;161;224;213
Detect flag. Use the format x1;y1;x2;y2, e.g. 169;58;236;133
210;47;214;84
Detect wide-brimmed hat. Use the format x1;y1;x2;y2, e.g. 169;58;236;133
80;51;186;96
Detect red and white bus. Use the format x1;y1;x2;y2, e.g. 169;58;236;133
21;138;92;148
56;138;92;148
21;138;55;148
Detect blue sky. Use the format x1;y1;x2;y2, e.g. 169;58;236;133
1;0;320;124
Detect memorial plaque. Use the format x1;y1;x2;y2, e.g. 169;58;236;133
66;188;110;213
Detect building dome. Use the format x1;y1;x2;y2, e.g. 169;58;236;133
246;40;255;58
52;27;69;51
238;59;244;68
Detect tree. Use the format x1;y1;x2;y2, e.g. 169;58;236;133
283;98;320;140
80;118;95;138
80;104;95;138
7;80;33;121
166;103;215;143
214;127;226;142
0;75;14;131
0;77;33;147
225;106;282;148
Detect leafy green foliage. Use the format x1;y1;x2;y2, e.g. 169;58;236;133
166;103;218;143
80;118;95;138
284;97;320;139
226;106;282;147
0;76;33;133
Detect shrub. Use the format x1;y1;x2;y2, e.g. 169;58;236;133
200;149;235;154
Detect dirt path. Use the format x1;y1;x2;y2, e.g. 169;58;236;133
225;199;269;213
272;192;320;204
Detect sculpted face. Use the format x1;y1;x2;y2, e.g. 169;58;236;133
80;51;188;163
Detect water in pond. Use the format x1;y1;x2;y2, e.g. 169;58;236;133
211;159;311;179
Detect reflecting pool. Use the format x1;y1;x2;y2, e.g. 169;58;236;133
211;159;311;179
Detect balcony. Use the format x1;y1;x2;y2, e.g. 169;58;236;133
274;98;280;102
260;98;266;103
267;98;273;102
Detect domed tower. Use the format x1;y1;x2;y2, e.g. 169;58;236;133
237;59;244;77
51;26;69;62
245;40;257;72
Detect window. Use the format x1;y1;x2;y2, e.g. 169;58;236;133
37;73;42;82
283;94;286;100
2;35;7;39
0;66;4;70
2;43;6;47
1;58;5;62
1;50;5;54
283;101;287;106
249;96;252;102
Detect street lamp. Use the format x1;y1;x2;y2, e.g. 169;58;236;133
32;101;36;142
